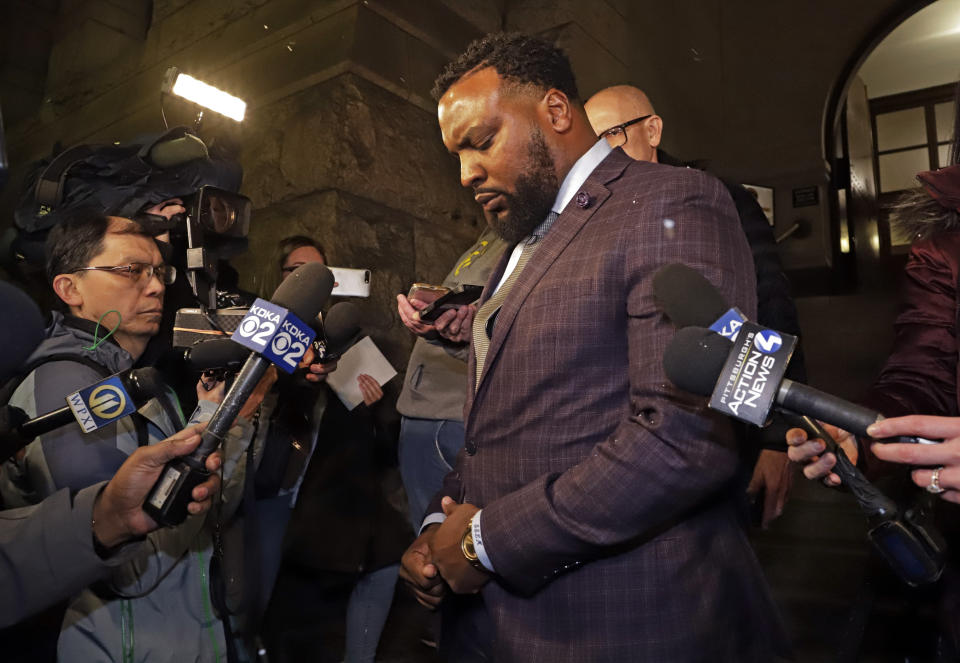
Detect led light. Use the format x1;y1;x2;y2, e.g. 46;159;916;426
170;73;246;121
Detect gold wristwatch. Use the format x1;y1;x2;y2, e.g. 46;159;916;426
461;521;487;572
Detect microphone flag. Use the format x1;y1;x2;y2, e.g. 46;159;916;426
708;321;797;426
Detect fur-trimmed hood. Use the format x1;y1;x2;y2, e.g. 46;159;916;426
890;187;960;243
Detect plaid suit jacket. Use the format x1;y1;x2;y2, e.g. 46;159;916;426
437;150;787;662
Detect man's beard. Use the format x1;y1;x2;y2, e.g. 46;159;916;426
485;130;559;243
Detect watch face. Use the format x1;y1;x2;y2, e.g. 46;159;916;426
461;528;479;561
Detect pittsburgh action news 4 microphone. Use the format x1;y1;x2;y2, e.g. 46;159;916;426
144;262;335;526
667;322;939;444
653;263;936;444
664;326;945;585
0;367;166;463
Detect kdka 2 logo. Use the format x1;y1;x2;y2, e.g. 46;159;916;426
232;299;317;373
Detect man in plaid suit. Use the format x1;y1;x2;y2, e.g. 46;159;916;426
399;33;788;662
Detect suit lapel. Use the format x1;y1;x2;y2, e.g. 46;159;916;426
472;150;632;396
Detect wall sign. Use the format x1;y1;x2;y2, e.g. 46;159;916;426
792;186;819;208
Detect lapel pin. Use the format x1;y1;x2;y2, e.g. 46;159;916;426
575;191;592;209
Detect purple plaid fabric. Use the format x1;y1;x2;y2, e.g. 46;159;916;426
433;150;788;662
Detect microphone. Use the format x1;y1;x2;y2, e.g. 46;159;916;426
653;264;930;442
0;282;45;383
664;326;945;586
313;302;362;362
663;326;937;443
144;262;334;526
652;263;746;339
182;338;250;373
0;367;167;463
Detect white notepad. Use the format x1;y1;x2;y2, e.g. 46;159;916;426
325;335;397;410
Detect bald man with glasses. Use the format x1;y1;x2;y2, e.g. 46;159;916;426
586;85;806;529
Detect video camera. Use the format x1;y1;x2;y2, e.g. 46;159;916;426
141;185;252;310
3;123;255;374
141;183;260;375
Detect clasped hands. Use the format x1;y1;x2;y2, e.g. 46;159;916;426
399;497;490;609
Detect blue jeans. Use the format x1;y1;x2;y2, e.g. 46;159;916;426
344;563;399;663
398;417;465;530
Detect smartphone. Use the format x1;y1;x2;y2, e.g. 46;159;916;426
407;283;449;304
330;267;371;298
419;284;484;322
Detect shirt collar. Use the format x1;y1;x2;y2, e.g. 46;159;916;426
551;138;612;214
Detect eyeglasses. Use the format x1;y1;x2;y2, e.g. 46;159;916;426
598;115;653;148
75;262;176;285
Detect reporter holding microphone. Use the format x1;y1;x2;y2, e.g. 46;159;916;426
0;424;221;628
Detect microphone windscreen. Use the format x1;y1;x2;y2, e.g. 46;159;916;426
0;282;44;382
323;302;363;353
186;338;249;370
653;263;729;328
126;367;168;402
663;326;732;396
272;262;335;322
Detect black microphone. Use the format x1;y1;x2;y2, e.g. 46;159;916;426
652;263;750;341
663;326;936;443
664;326;945;586
0;282;45;383
0;367;167;463
652;263;730;328
654;265;931;443
663;327;875;490
144;262;335;526
313;301;363;362
182;338;250;373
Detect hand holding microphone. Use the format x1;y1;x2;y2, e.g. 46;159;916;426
794;414;960;502
785;422;859;487
655;263;945;585
302;301;362;383
94;424;221;548
663;324;944;585
143;262;334;526
868;416;960;502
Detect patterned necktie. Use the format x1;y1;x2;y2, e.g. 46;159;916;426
472;212;557;390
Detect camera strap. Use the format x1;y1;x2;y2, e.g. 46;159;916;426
33;144;98;209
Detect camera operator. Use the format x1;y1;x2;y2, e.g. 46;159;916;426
0;208;264;662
